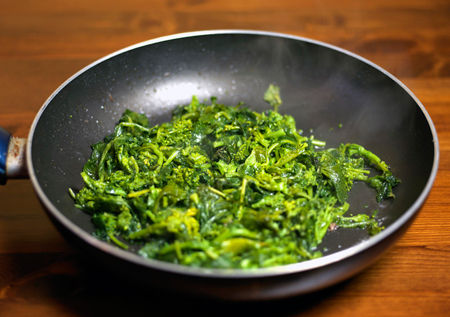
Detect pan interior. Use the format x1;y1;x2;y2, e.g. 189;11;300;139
30;33;435;265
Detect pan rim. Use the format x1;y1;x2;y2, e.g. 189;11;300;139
26;29;440;279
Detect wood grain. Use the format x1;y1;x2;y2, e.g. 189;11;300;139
0;0;449;315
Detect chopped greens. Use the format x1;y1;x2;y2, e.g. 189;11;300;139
71;86;399;269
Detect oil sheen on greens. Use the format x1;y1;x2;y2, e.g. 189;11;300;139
71;85;399;269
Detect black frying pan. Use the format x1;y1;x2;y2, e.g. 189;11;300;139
0;30;439;300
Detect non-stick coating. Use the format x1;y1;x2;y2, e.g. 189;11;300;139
28;31;437;299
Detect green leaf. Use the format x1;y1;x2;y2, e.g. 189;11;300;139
71;84;399;269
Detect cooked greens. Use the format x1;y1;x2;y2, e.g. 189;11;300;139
71;85;399;269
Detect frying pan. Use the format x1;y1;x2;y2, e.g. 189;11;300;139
0;30;439;300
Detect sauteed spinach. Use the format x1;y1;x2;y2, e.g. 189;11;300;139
71;85;399;269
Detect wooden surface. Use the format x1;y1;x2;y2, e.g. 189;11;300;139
0;0;449;315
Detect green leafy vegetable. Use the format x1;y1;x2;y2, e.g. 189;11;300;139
264;84;282;112
71;85;399;269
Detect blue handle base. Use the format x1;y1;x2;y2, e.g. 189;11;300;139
0;127;11;185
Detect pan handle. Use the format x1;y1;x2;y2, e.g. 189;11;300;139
0;127;28;184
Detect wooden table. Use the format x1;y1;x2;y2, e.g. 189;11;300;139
0;0;449;315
